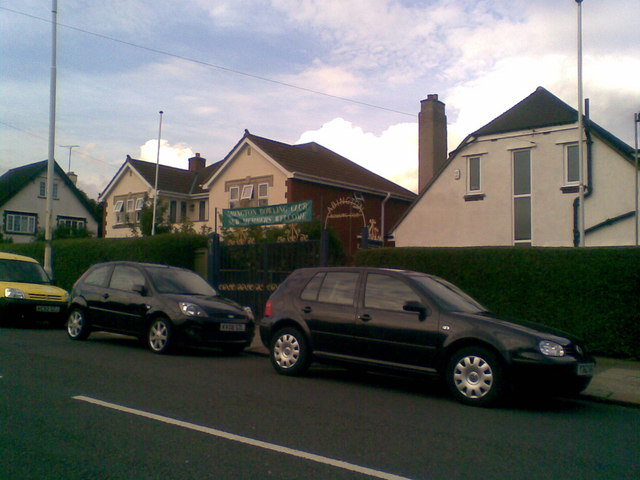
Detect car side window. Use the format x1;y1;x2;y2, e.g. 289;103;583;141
364;274;421;311
83;265;112;287
109;266;146;293
300;273;325;301
316;272;359;306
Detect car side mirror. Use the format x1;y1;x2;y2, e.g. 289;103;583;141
132;284;147;296
403;301;429;321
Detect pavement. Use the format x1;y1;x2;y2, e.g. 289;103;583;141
247;328;640;408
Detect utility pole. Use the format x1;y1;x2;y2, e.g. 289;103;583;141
635;112;639;245
576;0;586;247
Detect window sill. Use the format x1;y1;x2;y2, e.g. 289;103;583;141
561;185;580;194
464;193;486;202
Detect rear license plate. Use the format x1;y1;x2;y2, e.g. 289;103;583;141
220;323;246;332
36;305;60;313
577;363;594;376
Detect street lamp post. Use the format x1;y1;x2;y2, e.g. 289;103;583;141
635;112;639;245
151;111;164;236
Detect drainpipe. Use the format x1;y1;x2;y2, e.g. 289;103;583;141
381;192;391;246
573;100;593;246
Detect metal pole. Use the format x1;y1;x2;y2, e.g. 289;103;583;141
576;0;585;247
60;145;79;171
635;112;639;245
44;0;58;276
151;110;164;236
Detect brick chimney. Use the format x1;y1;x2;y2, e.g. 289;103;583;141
418;94;447;192
188;153;206;171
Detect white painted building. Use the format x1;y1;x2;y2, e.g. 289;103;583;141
393;88;638;247
0;160;99;243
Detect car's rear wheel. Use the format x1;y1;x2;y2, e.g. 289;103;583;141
148;317;173;354
67;308;90;340
446;346;505;407
270;328;310;376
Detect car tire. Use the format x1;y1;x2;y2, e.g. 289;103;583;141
270;328;310;376
446;346;505;407
148;317;173;354
67;308;90;340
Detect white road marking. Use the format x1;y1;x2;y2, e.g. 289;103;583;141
73;395;416;480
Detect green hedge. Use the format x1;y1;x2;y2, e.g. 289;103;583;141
356;247;640;359
1;234;208;292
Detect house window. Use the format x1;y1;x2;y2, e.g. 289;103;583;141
241;184;254;200
229;186;240;208
468;157;481;192
513;150;532;244
57;216;86;230
198;201;207;221
5;212;37;235
169;201;177;223
38;181;59;199
565;144;580;185
180;201;187;221
258;183;268;206
127;199;135;213
113;200;125;224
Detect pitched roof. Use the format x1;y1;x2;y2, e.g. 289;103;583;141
244;132;416;200
464;87;634;160
391;87;637;233
101;156;223;199
0;160;98;220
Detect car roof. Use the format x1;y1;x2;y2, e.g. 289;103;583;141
292;266;426;276
0;251;39;264
90;260;187;271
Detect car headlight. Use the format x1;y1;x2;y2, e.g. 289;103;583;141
5;287;26;299
179;302;207;317
539;340;565;357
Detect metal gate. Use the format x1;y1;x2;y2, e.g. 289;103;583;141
207;233;327;318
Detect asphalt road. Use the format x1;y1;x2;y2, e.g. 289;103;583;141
1;327;638;480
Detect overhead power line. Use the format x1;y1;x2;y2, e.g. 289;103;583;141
1;6;415;117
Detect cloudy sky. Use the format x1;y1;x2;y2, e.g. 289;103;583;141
1;0;638;199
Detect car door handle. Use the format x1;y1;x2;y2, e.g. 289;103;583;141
302;306;312;314
102;293;110;299
358;314;372;322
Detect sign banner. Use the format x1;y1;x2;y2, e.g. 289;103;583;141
222;200;313;227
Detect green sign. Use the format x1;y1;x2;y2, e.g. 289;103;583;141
222;200;313;227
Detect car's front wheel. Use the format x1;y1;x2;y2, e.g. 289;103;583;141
270;328;310;376
67;308;90;340
148;317;173;354
446;346;505;407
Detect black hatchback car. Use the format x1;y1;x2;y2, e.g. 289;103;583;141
67;261;254;354
259;267;595;406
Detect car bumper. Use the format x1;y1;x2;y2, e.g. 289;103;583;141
0;299;68;325
510;354;595;395
176;320;255;348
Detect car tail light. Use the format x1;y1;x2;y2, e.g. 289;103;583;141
264;299;273;317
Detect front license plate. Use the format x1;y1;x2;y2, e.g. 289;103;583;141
577;363;594;376
36;305;60;313
220;323;246;332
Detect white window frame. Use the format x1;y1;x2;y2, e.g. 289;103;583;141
467;156;482;193
126;199;135;212
113;200;124;213
564;143;580;185
241;184;254;200
135;197;144;211
39;181;46;197
513;149;532;245
6;213;37;234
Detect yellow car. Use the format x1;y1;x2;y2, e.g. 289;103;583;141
0;252;68;327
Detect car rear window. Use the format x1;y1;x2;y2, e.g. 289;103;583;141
0;259;50;284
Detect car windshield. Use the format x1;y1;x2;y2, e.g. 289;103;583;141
0;259;51;285
411;274;487;314
146;267;218;296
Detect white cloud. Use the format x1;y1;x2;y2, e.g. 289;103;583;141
297;118;418;193
139;139;194;169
